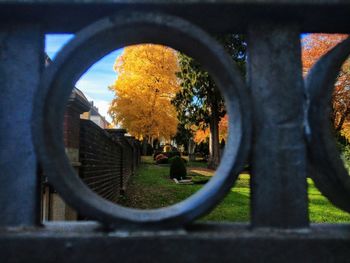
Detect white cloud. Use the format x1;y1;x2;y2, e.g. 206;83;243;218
76;79;113;96
45;34;124;125
76;79;115;124
92;99;112;123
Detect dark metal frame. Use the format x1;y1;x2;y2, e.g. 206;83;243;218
306;37;350;213
33;12;251;228
1;1;350;262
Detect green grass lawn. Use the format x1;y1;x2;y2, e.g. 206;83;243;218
118;156;350;223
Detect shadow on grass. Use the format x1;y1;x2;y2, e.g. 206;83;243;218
117;157;350;223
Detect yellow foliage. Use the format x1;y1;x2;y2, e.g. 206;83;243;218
109;44;180;140
192;115;228;144
302;34;350;140
218;114;228;141
193;127;210;144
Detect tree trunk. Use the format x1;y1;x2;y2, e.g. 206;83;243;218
188;138;196;162
142;138;148;156
208;109;220;169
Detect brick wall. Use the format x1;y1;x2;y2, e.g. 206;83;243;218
42;114;140;220
79;119;123;203
126;136;141;171
79;120;141;203
63;106;81;149
41;93;90;222
106;129;135;193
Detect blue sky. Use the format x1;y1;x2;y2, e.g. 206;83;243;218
45;34;308;124
45;34;124;122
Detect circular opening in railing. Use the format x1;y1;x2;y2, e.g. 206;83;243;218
75;44;249;213
35;13;251;228
304;33;350;222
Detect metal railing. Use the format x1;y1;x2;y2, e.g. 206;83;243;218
0;1;350;262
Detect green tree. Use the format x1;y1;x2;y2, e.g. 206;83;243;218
173;123;192;152
172;34;246;169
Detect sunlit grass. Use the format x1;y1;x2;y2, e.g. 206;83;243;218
307;178;350;222
117;156;350;223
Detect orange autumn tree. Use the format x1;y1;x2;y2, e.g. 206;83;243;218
192;125;209;144
192;115;228;144
109;44;180;143
302;34;350;138
218;114;228;142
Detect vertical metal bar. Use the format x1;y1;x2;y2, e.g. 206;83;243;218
0;24;43;227
247;24;309;228
120;146;124;195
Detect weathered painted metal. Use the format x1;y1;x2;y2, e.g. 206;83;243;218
305;37;350;213
0;1;350;34
33;12;251;229
248;24;309;228
0;1;350;262
0;24;43;227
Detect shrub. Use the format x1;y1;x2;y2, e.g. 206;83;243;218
155;154;169;164
156;157;168;164
164;151;181;159
155;154;167;161
153;150;163;160
169;156;187;164
342;144;350;162
169;156;187;180
168;156;176;164
340;144;350;173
